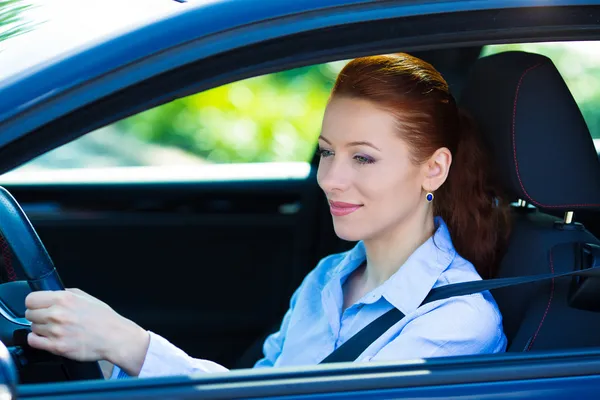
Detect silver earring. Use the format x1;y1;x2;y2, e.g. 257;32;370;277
426;192;434;202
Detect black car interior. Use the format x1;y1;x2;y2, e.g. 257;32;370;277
1;45;600;384
460;51;600;351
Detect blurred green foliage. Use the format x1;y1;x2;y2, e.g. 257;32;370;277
0;0;33;43
113;42;600;165
482;43;600;138
116;62;348;163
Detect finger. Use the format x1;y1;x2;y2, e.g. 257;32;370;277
66;288;90;299
30;323;61;339
27;332;54;352
26;306;71;325
25;291;62;310
25;308;50;324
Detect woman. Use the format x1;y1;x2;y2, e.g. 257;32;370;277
24;53;510;378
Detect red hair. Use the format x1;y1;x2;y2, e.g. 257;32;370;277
331;54;510;278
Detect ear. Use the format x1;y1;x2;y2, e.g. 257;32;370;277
422;147;452;192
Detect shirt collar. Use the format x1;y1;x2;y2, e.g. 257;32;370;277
330;216;456;315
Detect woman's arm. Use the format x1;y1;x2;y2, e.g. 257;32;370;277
252;274;307;369
253;307;293;368
23;287;274;378
103;313;150;376
110;331;229;378
24;288;228;378
24;259;315;377
24;288;154;375
110;311;292;379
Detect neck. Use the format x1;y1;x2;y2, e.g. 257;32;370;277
362;208;435;288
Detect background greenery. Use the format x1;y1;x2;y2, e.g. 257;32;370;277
115;62;348;164
482;42;600;142
114;42;600;165
0;0;33;42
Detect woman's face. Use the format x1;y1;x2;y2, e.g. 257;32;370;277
317;97;447;242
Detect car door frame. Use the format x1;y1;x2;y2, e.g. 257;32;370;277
17;349;600;399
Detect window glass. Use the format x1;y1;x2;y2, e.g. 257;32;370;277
11;41;600;184
5;62;348;183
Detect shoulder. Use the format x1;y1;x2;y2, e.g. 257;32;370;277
435;253;499;315
437;252;483;287
426;254;506;352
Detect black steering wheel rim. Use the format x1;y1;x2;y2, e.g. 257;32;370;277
0;186;104;381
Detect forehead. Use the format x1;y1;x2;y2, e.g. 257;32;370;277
321;97;398;142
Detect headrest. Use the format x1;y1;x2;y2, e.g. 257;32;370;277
459;51;600;211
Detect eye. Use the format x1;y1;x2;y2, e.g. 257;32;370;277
317;148;334;158
354;154;375;165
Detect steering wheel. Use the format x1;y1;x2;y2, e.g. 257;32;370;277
0;186;103;381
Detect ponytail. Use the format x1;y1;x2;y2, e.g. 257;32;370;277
434;109;511;278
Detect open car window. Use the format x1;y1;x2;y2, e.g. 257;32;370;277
3;42;600;186
0;62;349;184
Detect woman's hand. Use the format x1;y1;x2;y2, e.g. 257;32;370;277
24;288;150;376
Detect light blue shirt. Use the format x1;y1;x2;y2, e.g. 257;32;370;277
113;217;506;378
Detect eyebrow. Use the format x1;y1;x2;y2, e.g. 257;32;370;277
318;135;381;152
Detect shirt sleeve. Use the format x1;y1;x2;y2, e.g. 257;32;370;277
110;331;229;379
368;294;507;362
252;307;292;368
110;284;302;378
253;280;303;368
110;256;320;378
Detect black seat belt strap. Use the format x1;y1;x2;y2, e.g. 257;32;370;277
319;261;600;364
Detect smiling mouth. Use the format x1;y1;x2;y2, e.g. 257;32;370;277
329;201;363;217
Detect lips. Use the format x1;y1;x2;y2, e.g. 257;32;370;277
329;201;363;217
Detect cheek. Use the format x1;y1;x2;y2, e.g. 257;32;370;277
366;165;422;206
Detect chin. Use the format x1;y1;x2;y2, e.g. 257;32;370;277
332;223;365;242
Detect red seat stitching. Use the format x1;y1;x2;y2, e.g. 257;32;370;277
526;249;555;351
512;62;600;208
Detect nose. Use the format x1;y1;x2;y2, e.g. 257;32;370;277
317;157;351;194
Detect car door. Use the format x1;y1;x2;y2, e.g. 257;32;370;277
16;350;600;399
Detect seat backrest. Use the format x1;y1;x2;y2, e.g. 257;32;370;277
460;51;600;351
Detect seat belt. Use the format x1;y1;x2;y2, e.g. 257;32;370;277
319;257;600;364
